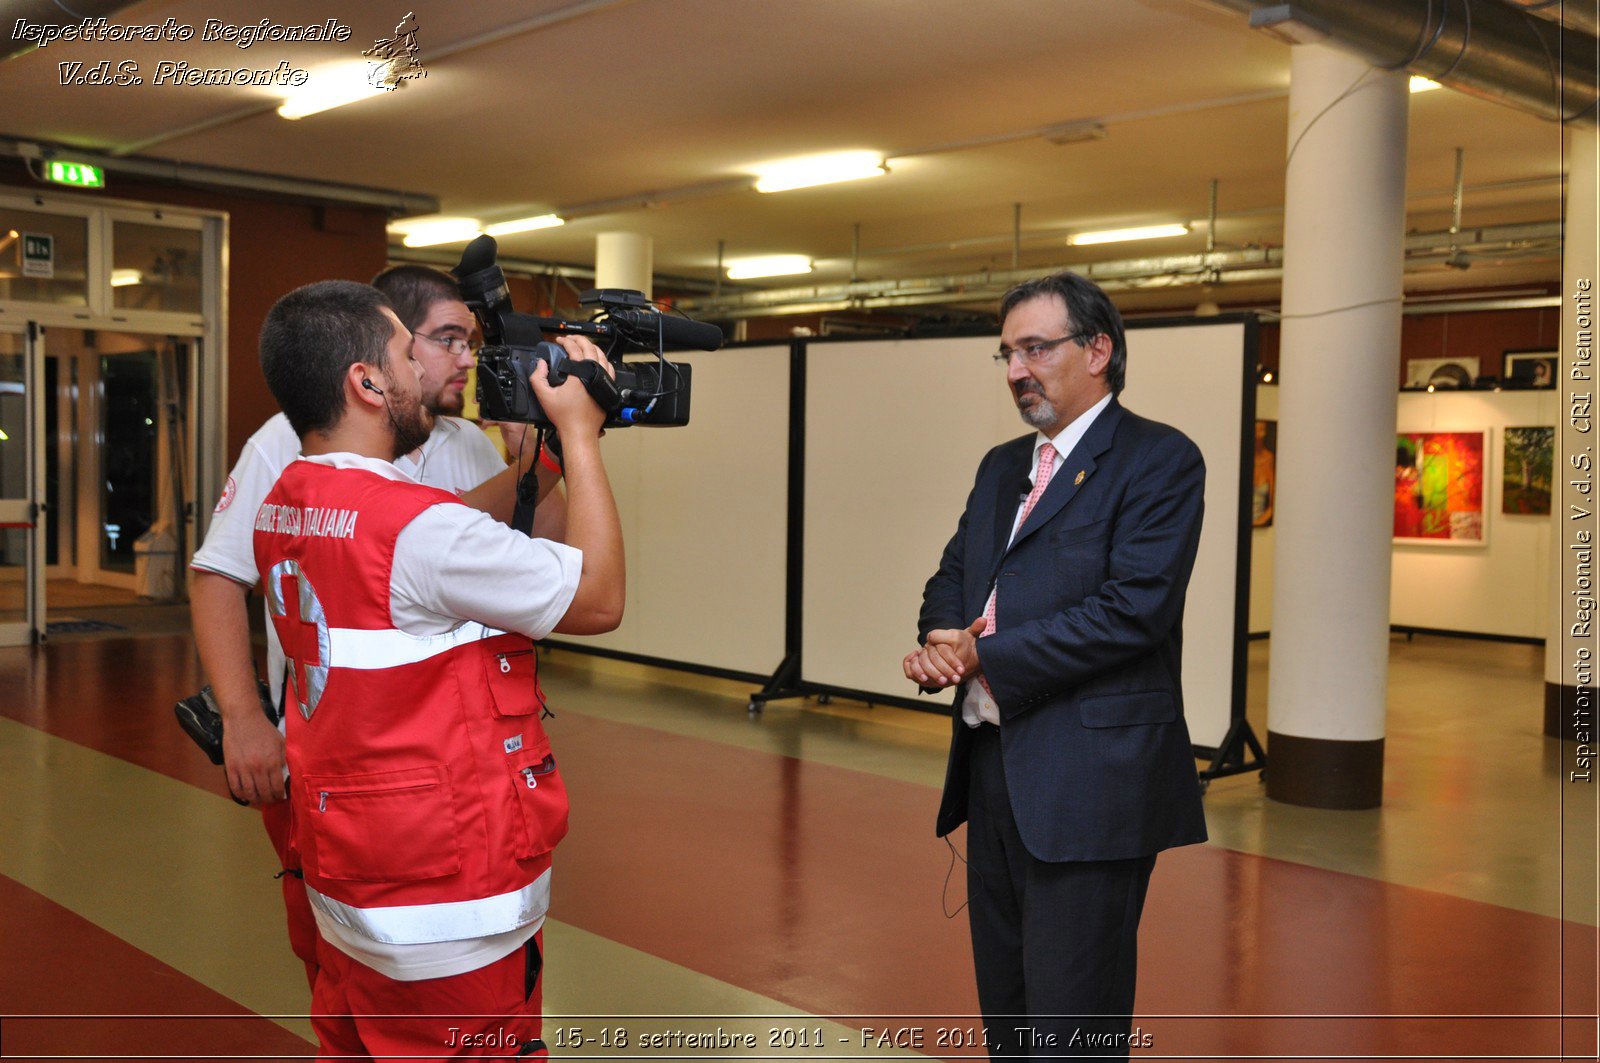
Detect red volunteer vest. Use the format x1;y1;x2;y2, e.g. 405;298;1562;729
252;459;568;946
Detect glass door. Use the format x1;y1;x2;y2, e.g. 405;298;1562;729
45;329;191;602
0;324;45;645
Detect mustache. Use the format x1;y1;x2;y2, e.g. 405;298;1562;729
1012;380;1044;397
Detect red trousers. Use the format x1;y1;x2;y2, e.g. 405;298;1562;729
260;800;319;988
311;931;545;1062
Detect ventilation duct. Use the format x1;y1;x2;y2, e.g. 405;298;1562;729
1209;0;1597;124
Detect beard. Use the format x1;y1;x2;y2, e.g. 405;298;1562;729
1013;380;1058;430
387;392;436;460
422;377;465;416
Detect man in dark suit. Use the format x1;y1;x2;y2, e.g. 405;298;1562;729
904;272;1207;1060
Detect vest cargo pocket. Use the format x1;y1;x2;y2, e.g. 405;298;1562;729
302;766;462;882
506;747;570;859
483;642;544;718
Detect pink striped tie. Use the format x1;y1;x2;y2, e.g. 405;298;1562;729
978;443;1057;695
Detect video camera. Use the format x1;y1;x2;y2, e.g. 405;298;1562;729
452;234;719;428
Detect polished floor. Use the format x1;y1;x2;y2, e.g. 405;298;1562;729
0;623;1594;1061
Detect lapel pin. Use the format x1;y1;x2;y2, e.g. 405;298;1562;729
1074;470;1085;486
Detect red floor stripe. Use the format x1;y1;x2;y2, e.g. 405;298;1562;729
0;873;313;1060
0;639;241;799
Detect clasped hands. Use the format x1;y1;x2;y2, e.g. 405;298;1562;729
903;617;987;689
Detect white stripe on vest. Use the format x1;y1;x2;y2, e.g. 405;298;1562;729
325;621;506;670
306;875;550;944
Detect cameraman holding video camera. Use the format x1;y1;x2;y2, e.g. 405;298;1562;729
189;264;565;984
251;278;621;1058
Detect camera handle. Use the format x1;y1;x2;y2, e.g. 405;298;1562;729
546;350;624;412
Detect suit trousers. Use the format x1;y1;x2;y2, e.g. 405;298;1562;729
965;725;1156;1061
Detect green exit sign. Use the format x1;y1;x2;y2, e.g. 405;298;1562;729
44;160;105;189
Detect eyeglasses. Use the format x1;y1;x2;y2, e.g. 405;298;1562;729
993;331;1097;367
413;331;481;357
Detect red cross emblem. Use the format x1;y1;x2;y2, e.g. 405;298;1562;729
265;560;329;720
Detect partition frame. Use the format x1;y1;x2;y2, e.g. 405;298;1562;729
778;317;1262;774
543;336;799;689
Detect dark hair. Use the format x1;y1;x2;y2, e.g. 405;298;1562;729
371;264;461;332
259;280;394;438
999;271;1128;394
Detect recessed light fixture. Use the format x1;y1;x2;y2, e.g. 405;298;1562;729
484;214;565;237
754;151;886;194
726;255;813;280
278;63;387;120
1409;76;1442;93
110;268;142;287
1068;224;1190;247
389;216;484;248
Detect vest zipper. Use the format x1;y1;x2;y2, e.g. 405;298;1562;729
316;780;437;811
496;649;536;674
495;648;554;719
519;754;557;788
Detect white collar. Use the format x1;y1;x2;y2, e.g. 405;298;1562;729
1034;392;1113;471
297;451;420;484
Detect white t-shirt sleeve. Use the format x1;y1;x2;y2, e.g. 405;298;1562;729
190;414;301;586
390;503;583;640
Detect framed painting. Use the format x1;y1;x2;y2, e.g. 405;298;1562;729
1404;356;1479;389
1252;419;1276;528
1394;431;1486;544
1504;349;1557;389
1502;426;1554;515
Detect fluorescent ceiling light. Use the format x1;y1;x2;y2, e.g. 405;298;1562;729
1409;76;1442;93
754;151;886;193
1069;224;1191;247
485;214;565;237
389;216;484;247
278;63;387;119
726;255;813;280
110;268;142;287
1042;119;1108;145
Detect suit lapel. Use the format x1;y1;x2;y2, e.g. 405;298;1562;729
988;437;1034;565
985;435;1036;592
1007;399;1124;554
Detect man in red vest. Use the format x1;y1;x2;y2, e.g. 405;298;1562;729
252;279;623;1059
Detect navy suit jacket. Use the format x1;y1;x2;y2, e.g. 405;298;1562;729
920;398;1209;862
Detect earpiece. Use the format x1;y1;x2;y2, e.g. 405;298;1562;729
361;378;385;396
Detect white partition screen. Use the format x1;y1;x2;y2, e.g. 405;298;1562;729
565;344;790;676
802;323;1250;748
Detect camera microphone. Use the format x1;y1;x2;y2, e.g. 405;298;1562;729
606;308;723;352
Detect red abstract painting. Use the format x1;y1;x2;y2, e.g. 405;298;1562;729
1394;432;1485;543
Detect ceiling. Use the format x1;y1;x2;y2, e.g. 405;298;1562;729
0;0;1572;315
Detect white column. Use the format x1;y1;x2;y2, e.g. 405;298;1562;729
1266;44;1409;809
1547;125;1599;742
595;232;653;299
